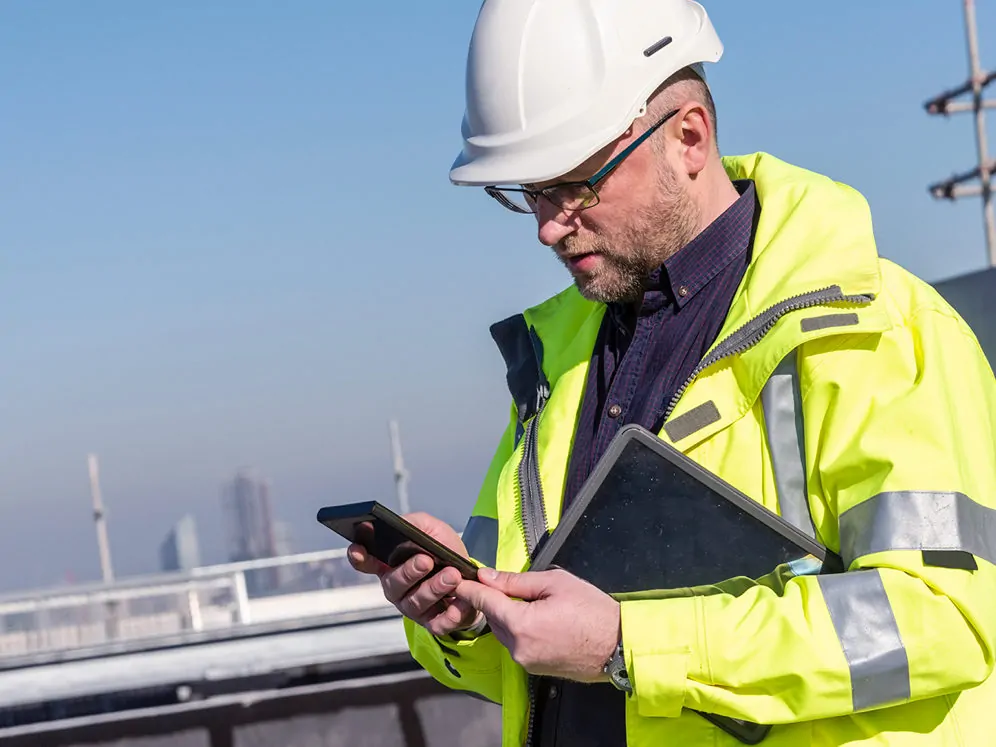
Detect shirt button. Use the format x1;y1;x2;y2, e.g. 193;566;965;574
678;285;689;297
549;684;559;699
607;404;623;418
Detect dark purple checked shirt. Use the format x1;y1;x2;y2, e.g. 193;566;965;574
561;179;758;509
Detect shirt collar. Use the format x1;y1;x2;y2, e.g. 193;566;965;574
659;178;757;310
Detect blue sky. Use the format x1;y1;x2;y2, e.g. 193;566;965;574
2;1;993;592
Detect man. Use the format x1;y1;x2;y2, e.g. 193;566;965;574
349;1;996;745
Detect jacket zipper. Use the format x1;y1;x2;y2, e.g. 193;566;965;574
518;408;550;558
519;416;544;747
523;673;540;747
517;378;549;747
663;285;874;422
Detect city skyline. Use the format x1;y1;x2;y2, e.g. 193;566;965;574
33;444;418;594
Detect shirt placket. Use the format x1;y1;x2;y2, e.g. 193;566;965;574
594;312;655;449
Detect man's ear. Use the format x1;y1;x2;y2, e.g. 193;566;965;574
676;103;712;177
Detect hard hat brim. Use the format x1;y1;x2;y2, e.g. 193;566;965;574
448;123;631;187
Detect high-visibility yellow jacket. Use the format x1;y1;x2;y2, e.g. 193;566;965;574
404;152;996;746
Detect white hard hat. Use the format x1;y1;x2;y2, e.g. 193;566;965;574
449;0;723;187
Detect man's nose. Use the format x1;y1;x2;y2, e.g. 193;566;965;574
535;199;579;247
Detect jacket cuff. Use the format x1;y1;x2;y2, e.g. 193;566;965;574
621;595;703;718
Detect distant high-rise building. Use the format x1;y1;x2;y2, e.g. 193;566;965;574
160;515;201;572
272;520;300;588
273;519;293;557
222;468;278;594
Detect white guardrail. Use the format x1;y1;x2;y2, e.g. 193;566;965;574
0;548;396;661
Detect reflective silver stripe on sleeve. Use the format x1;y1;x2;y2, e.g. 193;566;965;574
839;491;996;567
818;570;911;711
462;515;499;568
761;351;817;540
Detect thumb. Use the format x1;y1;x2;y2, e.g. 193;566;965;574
477;568;550;601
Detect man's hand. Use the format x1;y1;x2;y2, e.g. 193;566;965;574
454;568;620;682
347;512;482;638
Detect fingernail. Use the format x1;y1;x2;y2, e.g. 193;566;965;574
441;570;458;587
414;556;431;572
480;568;498;581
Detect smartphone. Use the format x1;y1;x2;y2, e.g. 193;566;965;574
316;500;480;581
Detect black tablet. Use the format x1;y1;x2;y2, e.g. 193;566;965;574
531;424;842;590
530;424;843;745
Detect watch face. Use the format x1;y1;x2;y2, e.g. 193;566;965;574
611;666;632;692
606;646;631;692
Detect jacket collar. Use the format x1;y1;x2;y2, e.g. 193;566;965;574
715;152;883;341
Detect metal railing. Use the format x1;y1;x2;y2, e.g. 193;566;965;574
0;548;389;661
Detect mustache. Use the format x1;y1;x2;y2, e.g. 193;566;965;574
558;235;608;257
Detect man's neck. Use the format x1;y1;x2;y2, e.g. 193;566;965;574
689;161;741;236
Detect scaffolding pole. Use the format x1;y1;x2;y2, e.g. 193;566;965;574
389;420;411;516
88;453;120;641
88;453;115;584
925;0;996;266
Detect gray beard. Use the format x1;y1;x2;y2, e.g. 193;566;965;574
568;172;701;304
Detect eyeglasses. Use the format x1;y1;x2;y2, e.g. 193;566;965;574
484;108;680;215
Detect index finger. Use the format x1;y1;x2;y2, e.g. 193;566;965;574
452;579;520;625
347;543;389;576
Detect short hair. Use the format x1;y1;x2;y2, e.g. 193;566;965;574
645;65;719;152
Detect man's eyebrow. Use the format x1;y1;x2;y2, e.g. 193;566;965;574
527;166;589;190
524;139;620;189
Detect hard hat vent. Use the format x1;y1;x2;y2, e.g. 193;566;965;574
643;36;674;58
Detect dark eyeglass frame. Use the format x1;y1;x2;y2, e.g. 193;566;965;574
484;107;680;215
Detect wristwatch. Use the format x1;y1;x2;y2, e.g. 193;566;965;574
603;639;633;694
448;612;490;641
